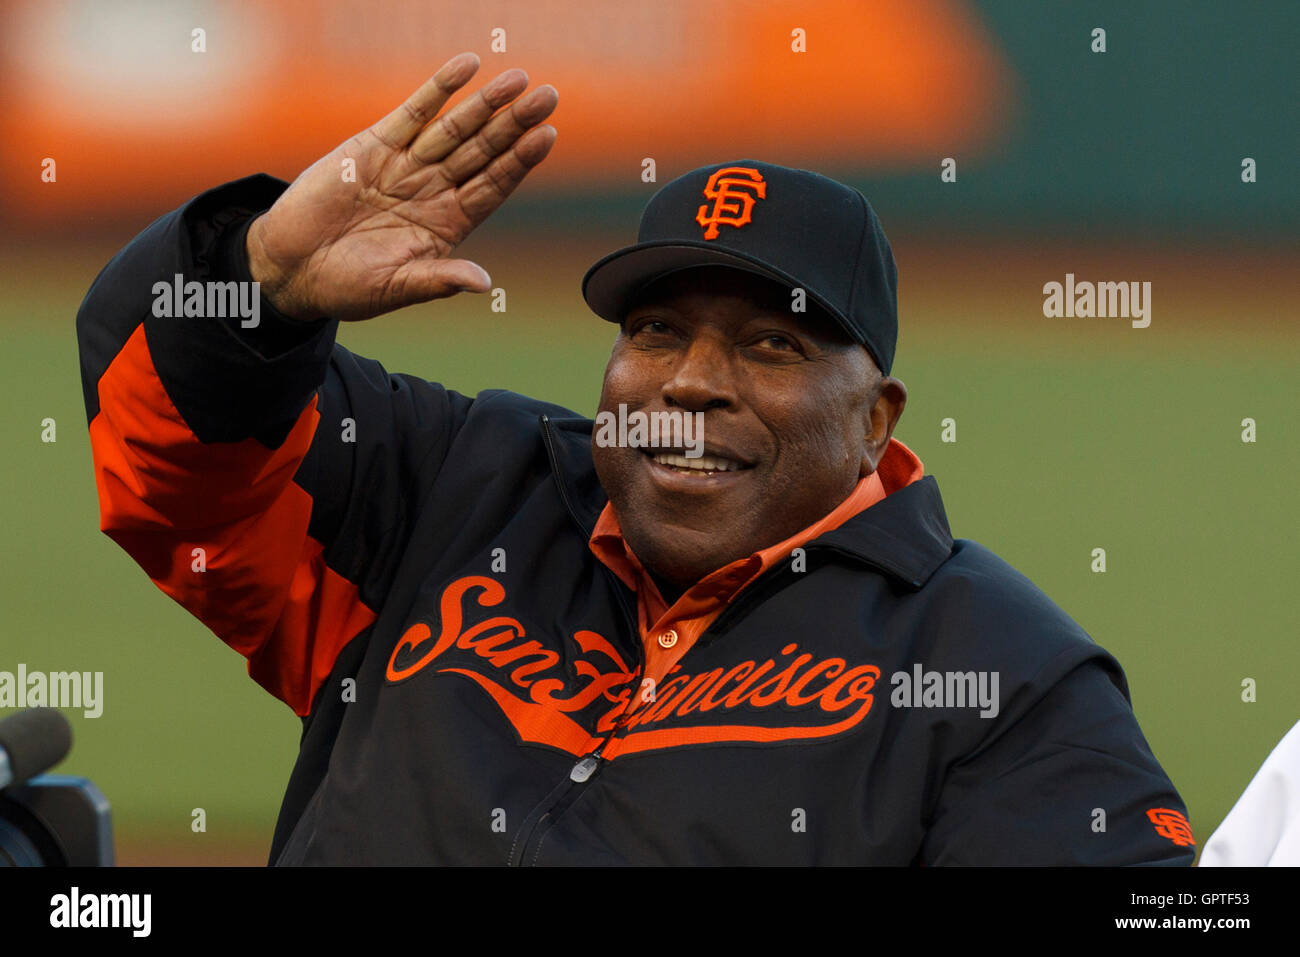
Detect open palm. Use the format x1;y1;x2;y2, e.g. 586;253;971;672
247;52;558;322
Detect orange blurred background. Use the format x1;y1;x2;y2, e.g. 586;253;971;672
0;0;1013;226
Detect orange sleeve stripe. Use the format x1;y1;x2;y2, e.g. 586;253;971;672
89;323;376;716
248;536;379;715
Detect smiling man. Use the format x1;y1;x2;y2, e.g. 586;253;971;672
76;53;1193;864
592;267;904;603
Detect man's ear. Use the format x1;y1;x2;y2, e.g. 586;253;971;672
860;376;907;477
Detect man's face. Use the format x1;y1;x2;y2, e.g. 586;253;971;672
591;266;907;590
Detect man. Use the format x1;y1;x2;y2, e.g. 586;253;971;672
76;52;1192;864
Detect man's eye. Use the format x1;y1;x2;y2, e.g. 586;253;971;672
759;334;797;351
631;319;672;337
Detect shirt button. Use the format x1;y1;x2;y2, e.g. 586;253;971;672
657;629;679;649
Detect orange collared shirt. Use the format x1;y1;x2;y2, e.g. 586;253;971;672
589;437;926;717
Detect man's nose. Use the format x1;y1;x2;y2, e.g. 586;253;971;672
661;335;736;412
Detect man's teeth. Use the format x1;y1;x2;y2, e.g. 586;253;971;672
652;453;743;472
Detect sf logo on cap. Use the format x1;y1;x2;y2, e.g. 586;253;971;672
696;166;767;240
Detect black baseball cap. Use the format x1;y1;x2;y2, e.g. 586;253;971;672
581;159;899;375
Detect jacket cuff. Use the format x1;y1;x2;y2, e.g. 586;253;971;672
213;212;335;359
144;174;340;446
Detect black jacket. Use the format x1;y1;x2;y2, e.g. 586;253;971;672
76;174;1195;865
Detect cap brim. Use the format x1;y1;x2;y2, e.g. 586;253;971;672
583;241;811;323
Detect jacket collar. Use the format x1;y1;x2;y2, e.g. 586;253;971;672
540;414;955;592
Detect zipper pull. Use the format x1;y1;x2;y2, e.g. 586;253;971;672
569;748;603;783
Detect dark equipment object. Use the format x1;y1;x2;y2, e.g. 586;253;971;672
0;709;113;866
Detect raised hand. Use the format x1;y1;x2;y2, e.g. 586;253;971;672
246;52;558;322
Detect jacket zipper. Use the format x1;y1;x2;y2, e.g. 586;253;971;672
508;745;606;866
506;563;641;865
510;418;645;866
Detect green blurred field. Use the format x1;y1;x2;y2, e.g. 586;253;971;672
1;235;1295;864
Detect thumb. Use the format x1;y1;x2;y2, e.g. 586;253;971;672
395;258;493;304
440;259;493;294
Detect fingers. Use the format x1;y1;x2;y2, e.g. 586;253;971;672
408;68;531;165
371;52;482;147
438;84;558;186
455;123;557;226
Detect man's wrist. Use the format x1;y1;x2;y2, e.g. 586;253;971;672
214;209;334;359
245;213;309;321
